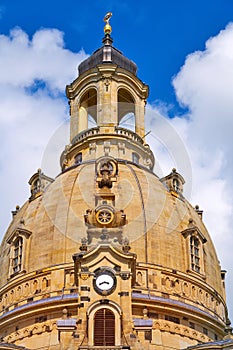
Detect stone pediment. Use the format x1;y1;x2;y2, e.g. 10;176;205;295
182;225;207;244
73;243;136;287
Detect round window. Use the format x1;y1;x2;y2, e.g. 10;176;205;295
96;208;114;224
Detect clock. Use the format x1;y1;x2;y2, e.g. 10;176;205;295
93;268;116;295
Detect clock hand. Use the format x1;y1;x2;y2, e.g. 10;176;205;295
99;281;110;286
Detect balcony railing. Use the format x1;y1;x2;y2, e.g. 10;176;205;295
71;126;144;146
71;127;100;145
115;127;144;144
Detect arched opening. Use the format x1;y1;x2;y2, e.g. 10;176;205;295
94;308;115;346
173;178;181;193
118;88;135;131
79;88;97;132
88;114;97;129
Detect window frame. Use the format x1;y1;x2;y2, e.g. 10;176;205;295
87;301;122;346
182;226;207;278
132;152;140;165
7;228;32;278
12;236;23;275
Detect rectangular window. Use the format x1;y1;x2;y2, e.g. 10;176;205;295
165;315;180;324
190;236;200;273
203;327;208;335
12;237;23;274
189;322;195;329
35;316;47;323
75;153;82;164
144;330;152;341
132;152;139;165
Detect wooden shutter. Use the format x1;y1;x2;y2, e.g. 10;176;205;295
94;308;115;346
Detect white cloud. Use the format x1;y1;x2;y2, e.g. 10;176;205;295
0;27;86;91
143;23;233;320
0;27;88;235
171;22;233;319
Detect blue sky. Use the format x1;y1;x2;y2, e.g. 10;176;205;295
1;0;233;113
1;0;233;321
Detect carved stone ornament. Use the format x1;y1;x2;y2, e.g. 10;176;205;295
79;238;88;252
120;272;131;280
122;236;131;253
96;157;117;189
84;206;127;228
80;273;89;280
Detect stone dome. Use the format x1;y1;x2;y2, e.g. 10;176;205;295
0;161;225;320
0;161;226;316
78;35;137;76
0;164;222;290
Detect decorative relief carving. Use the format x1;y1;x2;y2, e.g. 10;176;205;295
160;274;226;321
0;274;51;314
96;207;114;224
152;319;211;343
144;157;153;169
63;268;76;289
117;142;125;154
136;270;147;287
84;207;126;228
103;141;111;156
122;237;131;253
102;73;112;93
85;226;124;245
89;142;97;154
96;157;117;188
148;272;157;289
3;320;57;343
83;157;126;233
79;238;88;252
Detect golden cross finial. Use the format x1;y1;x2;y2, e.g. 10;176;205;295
103;12;112;35
104;12;112;24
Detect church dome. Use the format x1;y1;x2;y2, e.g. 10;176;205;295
0;163;224;296
78;39;137;76
0;14;230;350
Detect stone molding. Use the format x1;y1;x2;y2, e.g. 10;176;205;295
135;265;226;323
3;320;57;343
0;266;75;317
152;319;212;343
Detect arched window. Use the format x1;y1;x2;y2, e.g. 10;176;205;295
173;178;181;193
12;237;23;274
75;153;82;165
78;88;97;133
94;308;115;346
32;179;41;195
118;88;135;131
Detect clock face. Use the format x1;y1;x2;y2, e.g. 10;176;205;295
93;269;116;295
96;274;114;290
